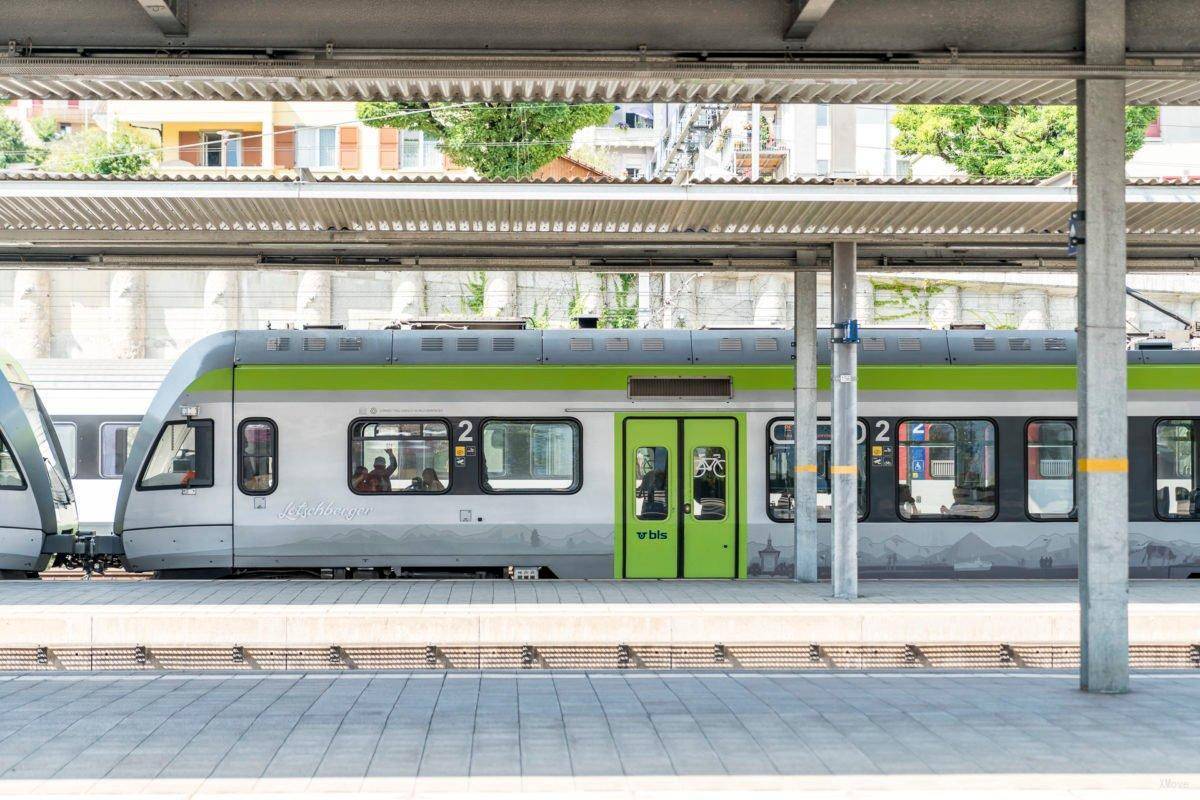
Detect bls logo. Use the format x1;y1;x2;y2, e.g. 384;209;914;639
636;529;669;540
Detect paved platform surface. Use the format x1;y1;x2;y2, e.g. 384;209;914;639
0;579;1195;649
0;671;1194;798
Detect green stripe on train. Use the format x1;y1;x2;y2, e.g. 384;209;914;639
184;363;1200;394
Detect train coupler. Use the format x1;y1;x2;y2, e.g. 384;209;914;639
44;532;125;578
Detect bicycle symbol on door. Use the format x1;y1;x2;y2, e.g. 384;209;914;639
693;452;726;479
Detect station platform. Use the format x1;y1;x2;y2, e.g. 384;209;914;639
0;579;1196;671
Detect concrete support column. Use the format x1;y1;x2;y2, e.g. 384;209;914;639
830;242;858;599
483;271;516;318
11;270;52;358
109;270;146;359
1017;288;1050;329
1077;0;1129;695
390;271;425;322
793;271;818;583
296;270;332;327
202;270;240;334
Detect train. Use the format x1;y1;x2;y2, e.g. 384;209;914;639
106;326;1200;579
0;348;77;576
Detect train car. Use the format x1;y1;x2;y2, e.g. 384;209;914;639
29;359;164;534
0;348;78;576
112;327;1200;579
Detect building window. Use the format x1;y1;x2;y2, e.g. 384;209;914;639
202;132;241;167
1156;419;1197;519
634;446;669;520
766;418;867;523
0;432;24;489
295;126;337;168
397;130;443;170
481;420;581;493
897;420;996;520
100;422;139;478
1026;420;1075;520
137;420;214;491
52;422;77;478
349;420;450;494
816;104;829;127
238;419;277;495
816;159;830;176
625;166;641;179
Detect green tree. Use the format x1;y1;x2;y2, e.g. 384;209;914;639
892;105;1160;178
41;127;155;176
357;102;614;179
0;117;27;168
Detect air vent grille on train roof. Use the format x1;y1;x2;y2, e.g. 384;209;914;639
338;337;363;351
420;337;444;352
1009;338;1031;351
642;338;665;351
303;337;327;351
492;337;516;352
754;337;779;351
606;337;630;351
266;336;291;352
719;337;743;351
972;337;996;351
457;337;480;352
1045;337;1067;350
628;376;733;400
569;337;594;351
861;337;886;352
898;337;922;351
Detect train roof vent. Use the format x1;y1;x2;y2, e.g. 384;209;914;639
606;337;630;351
456;337;480;352
492;336;516;352
1044;337;1067;351
898;337;922;351
972;337;996;351
265;336;291;352
628;376;733;400
338;336;363;352
420;337;444;352
754;337;779;351
719;337;743;351
642;337;665;352
569;337;594;352
861;337;886;352
1008;337;1032;351
302;337;327;351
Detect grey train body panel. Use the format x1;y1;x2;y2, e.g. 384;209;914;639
112;328;1200;577
0;349;77;571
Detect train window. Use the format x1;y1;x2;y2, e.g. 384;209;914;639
481;420;581;493
1026;420;1075;520
137;420;214;491
53;422;77;478
766;418;867;522
349;420;450;494
692;446;726;520
100;422;139;478
1155;420;1198;520
238;419;277;495
0;432;24;489
634;446;669;520
897;420;997;521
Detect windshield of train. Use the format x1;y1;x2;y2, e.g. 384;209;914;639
11;383;73;507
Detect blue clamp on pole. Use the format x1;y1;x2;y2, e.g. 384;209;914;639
830;319;860;344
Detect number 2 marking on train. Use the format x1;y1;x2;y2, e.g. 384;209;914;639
457;420;474;442
875;419;891;442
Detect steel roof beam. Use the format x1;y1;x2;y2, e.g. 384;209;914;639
132;0;187;37
785;0;838;40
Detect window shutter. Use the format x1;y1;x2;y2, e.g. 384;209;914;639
338;125;360;170
379;127;399;170
274;128;295;169
177;131;202;166
241;129;262;167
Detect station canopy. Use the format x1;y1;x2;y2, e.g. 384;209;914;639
0;174;1197;273
2;0;1200;104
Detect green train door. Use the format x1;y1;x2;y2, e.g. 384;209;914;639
621;417;738;579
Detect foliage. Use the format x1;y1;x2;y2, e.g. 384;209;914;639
566;277;588;324
870;278;948;324
567;144;618;177
356;102;614;179
527;300;552;329
892;105;1160;178
599;273;639;329
460;271;487;315
41;126;155;175
29;116;60;143
0;117;27;167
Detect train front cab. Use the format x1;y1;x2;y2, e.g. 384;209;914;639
0;352;77;575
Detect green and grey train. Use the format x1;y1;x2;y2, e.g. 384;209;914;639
112;328;1200;579
0;348;77;576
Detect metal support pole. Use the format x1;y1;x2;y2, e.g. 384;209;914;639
750;102;761;181
793;270;818;582
1077;0;1129;695
831;242;858;599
